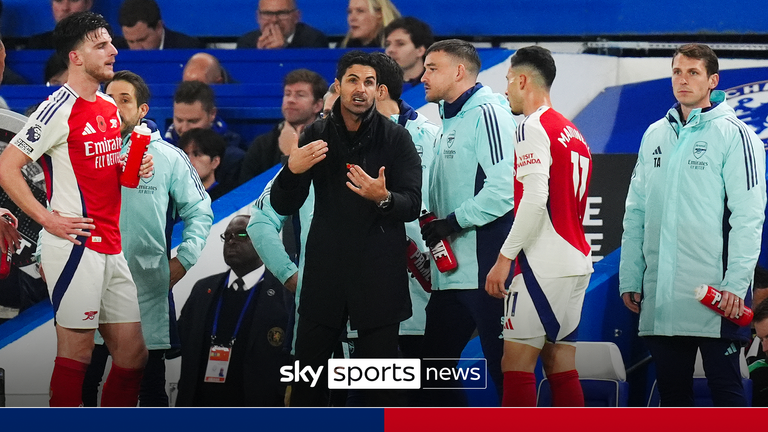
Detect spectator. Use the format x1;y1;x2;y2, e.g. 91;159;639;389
269;50;422;407
239;69;326;183
418;39;517;406
26;0;104;50
178;128;234;201
44;53;69;86
384;17;433;92
237;0;328;49
165;81;243;150
119;0;202;50
81;70;213;407
165;81;245;192
321;83;338;119
619;43;765;406
176;215;292;407
341;0;400;48
182;52;234;84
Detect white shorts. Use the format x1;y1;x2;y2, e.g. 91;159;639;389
41;236;140;329
502;267;590;346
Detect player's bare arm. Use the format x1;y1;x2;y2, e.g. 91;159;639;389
0;145;94;245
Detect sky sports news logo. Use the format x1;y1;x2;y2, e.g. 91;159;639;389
280;358;487;390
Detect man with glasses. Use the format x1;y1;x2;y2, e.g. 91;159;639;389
237;0;328;49
176;215;293;406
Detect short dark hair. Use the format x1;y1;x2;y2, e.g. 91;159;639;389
44;52;68;83
425;39;481;77
755;265;768;290
335;50;378;83
754;296;768;326
53;11;112;65
284;69;328;102
371;52;403;100
177;128;226;161
509;45;557;89
104;70;151;107
119;0;162;29
174;80;216;113
673;43;719;77
384;17;434;50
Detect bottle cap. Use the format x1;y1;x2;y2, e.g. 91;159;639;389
133;123;151;136
693;284;709;301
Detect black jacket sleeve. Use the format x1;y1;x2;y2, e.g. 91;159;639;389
380;125;422;222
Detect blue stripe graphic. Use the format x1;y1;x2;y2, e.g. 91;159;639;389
480;105;502;164
726;118;757;190
38;90;71;125
50;240;87;319
518;251;560;340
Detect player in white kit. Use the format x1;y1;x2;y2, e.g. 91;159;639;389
486;46;593;407
0;12;151;407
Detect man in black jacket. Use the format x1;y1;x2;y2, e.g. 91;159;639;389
237;0;328;49
176;215;292;406
239;68;326;184
270;50;422;407
119;0;202;50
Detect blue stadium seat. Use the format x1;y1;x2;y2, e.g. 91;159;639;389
537;341;629;407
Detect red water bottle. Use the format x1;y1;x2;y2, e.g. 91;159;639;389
418;210;458;273
119;124;151;188
694;284;753;327
406;236;431;292
0;215;13;279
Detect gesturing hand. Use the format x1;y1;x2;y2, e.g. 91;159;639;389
287;140;327;174
346;165;388;203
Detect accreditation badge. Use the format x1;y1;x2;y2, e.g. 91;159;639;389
204;345;231;383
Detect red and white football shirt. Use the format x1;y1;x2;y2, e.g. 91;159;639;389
512;106;592;278
11;84;123;254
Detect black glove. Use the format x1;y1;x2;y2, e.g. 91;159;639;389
421;218;458;248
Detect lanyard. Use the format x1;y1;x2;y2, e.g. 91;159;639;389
211;274;262;347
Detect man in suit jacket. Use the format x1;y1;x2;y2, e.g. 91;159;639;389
237;0;328;49
119;0;202;50
176;215;293;406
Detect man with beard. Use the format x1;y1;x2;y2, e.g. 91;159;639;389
270;50;422;407
0;12;152;406
82;70;213;406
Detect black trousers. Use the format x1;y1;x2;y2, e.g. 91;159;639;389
290;316;400;407
82;345;169;407
644;335;747;407
417;289;504;407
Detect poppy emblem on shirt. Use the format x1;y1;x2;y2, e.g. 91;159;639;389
96;116;107;132
267;327;285;347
